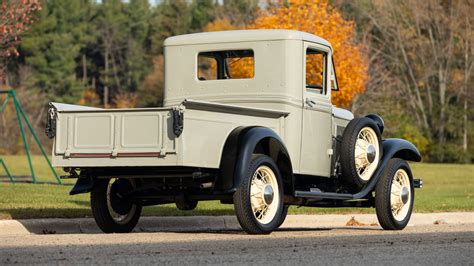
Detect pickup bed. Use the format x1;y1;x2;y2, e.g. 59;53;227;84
51;99;287;168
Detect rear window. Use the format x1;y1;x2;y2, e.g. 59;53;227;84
197;50;254;81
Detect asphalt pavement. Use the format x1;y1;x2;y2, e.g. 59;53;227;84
0;214;473;265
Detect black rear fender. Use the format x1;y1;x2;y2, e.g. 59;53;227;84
215;127;293;194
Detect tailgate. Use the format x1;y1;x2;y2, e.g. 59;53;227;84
49;103;178;158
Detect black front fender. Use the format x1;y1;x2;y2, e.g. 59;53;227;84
382;138;422;162
353;138;421;198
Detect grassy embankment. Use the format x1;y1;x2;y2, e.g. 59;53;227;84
0;155;473;219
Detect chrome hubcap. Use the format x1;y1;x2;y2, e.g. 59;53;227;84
263;185;274;205
250;165;280;225
354;127;380;181
400;186;409;204
390;169;412;221
366;144;376;163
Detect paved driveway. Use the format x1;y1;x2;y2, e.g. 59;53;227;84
1;223;472;265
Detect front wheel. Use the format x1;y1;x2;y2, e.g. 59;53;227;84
375;159;414;230
233;154;284;234
90;178;142;233
276;205;289;228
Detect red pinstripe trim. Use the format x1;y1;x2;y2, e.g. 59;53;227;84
116;152;161;157
68;152;161;158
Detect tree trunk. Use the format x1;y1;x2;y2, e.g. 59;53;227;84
82;54;87;85
462;16;471;153
104;45;109;108
463;96;468;152
438;69;446;145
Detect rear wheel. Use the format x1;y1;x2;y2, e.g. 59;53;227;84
233;154;284;234
375;159;414;230
91;178;142;233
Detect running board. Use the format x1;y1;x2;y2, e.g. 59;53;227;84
294;190;355;200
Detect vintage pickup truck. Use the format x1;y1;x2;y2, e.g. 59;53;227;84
47;30;422;234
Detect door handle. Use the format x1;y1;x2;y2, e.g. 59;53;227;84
305;98;316;107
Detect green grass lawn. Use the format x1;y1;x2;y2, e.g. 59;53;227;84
0;156;473;219
0;155;68;184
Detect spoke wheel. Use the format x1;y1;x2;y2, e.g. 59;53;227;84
354;127;380;181
390;169;412;222
250;165;280;225
234;154;284;234
341;117;382;191
375;158;414;230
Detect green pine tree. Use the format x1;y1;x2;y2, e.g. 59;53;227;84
148;0;192;55
20;0;93;103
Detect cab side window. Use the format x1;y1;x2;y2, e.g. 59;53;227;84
198;50;254;81
306;49;326;95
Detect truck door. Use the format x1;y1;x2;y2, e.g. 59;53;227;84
299;42;333;177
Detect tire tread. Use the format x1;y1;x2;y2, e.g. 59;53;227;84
90;179;142;233
375;158;414;230
233;154;283;234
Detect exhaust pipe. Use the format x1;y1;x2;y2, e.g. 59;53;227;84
200;182;213;189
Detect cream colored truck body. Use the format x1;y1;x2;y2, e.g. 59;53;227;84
51;30;352;177
51;100;287;168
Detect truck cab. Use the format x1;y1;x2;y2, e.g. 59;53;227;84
164;30;352;177
49;30;422;235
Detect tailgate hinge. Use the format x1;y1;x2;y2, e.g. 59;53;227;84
45;103;57;139
172;106;184;137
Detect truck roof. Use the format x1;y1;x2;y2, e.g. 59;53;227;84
164;29;332;49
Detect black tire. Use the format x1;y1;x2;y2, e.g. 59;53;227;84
340;117;382;191
276;205;289;228
375;158;414;230
90;178;142;233
176;199;198;211
233;154;284;234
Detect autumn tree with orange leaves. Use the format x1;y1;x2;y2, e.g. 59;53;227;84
250;0;367;107
204;0;368;107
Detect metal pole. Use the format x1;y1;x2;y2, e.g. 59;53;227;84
0;94;10;112
0;159;14;183
12;91;37;183
16;98;62;184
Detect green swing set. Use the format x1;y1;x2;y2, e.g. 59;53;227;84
0;89;61;184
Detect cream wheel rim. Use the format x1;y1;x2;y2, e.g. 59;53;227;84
106;179;137;225
390;169;412;221
250;165;280;225
354;127;380;181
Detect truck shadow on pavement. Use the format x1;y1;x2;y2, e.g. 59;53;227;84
12;219;382;235
157;227;381;236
